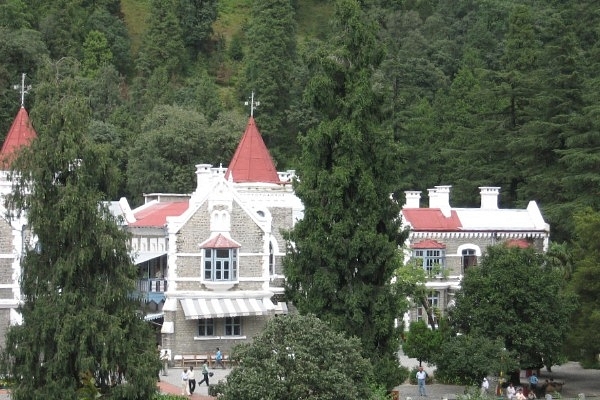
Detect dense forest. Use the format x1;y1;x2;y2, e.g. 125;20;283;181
1;0;599;243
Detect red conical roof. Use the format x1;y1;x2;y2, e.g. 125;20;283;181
1;107;37;168
225;117;280;184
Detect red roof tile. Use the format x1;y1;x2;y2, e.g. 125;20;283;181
225;117;280;184
504;239;531;249
402;208;462;231
199;233;241;249
130;201;189;227
411;239;446;249
1;107;37;168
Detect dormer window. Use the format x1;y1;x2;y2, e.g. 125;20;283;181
199;234;241;282
204;248;238;281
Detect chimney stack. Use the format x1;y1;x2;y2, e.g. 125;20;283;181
479;186;500;209
428;186;452;217
403;191;422;208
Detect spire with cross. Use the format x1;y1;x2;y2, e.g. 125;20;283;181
12;73;31;107
244;91;260;117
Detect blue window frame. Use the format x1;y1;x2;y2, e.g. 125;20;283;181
413;249;445;276
204;249;238;281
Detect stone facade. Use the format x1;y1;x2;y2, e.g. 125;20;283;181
122;149;303;360
402;186;550;327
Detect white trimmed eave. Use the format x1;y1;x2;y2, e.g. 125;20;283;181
409;230;549;240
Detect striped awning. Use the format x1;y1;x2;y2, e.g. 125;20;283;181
180;298;269;319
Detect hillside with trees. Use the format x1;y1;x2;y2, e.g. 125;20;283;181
1;0;599;368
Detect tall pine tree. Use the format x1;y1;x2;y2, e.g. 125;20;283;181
283;0;407;389
1;64;159;399
241;0;297;165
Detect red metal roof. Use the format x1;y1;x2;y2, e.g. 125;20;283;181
1;107;37;168
402;208;462;231
130;201;189;227
225;117;280;184
199;233;241;249
504;239;531;249
411;239;446;249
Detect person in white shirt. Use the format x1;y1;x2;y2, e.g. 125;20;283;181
507;383;516;400
181;368;190;396
481;377;490;395
416;366;427;397
188;366;196;394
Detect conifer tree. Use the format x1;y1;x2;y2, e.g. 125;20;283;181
284;0;407;389
1;63;159;399
241;0;297;164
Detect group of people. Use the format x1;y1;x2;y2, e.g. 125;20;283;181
180;364;211;396
480;373;540;400
157;346;226;396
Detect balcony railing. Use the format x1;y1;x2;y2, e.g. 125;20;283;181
136;278;167;303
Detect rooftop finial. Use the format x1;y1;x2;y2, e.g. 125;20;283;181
12;73;31;107
244;91;260;117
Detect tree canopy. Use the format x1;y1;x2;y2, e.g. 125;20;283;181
284;0;408;389
1;64;159;399
222;314;382;400
564;208;600;367
450;245;576;371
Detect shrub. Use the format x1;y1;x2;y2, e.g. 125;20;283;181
208;380;227;397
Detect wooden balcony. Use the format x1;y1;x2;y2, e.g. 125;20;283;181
136;278;167;303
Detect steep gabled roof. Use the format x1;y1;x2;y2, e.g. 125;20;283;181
1;107;37;168
130;201;189;227
225;117;280;184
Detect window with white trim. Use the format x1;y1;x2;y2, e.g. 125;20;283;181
413;249;445;276
462;248;477;271
224;316;241;336
204;248;238;281
198;318;214;336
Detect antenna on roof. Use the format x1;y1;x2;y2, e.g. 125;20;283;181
244;91;260;117
12;73;31;107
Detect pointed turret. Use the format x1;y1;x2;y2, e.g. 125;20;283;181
1;107;37;169
225;117;280;184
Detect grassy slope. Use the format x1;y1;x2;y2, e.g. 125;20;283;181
120;0;334;54
120;0;150;56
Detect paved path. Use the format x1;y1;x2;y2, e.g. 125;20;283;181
0;359;597;399
396;352;600;399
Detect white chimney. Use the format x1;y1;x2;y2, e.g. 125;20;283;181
403;191;422;208
479;186;500;209
195;163;213;191
428;186;452;217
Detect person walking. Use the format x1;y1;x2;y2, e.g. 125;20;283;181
181;368;190;396
197;361;210;387
215;347;225;369
529;373;539;395
160;350;169;376
188;366;196;395
416;366;427;397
